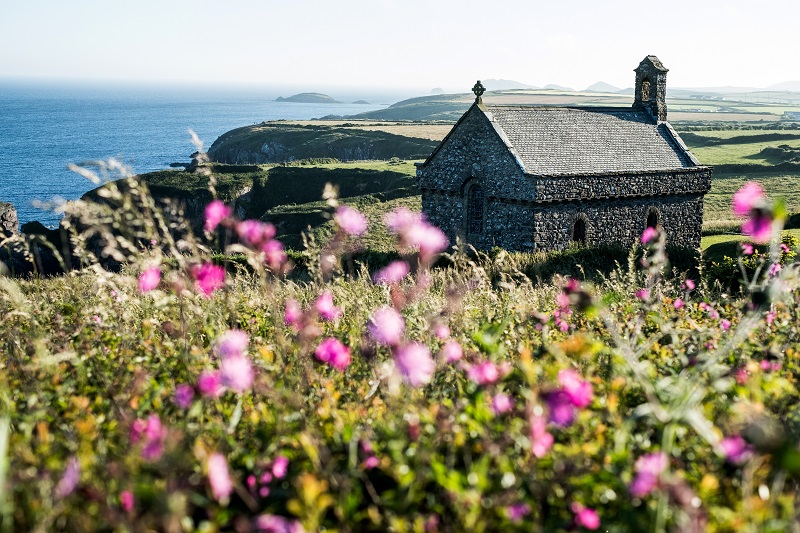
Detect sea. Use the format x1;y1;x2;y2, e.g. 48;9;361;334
0;79;392;228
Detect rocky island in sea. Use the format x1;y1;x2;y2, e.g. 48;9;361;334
275;92;340;103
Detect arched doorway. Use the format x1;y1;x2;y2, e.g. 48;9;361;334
646;209;660;229
572;217;587;244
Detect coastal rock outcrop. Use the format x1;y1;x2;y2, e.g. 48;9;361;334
0;201;19;237
207;123;439;165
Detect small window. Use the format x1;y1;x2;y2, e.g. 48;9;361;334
572;218;586;244
467;184;484;234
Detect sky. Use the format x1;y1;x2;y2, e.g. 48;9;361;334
2;0;799;96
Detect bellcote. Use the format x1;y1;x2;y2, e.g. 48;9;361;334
633;55;669;122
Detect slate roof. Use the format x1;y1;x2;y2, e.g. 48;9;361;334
484;105;699;176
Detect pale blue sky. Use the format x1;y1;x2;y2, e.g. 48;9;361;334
1;0;798;92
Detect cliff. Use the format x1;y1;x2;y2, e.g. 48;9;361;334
207;123;439;165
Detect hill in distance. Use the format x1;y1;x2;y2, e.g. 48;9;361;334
544;83;575;91
585;81;621;93
767;81;800;92
276;92;340;103
481;79;539;91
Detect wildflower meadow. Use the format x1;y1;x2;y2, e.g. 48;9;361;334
1;161;800;532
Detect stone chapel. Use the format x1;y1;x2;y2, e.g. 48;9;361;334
415;55;712;251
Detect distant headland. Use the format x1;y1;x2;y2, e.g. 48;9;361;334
275;92;340;104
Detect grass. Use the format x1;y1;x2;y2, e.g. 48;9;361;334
703;175;800;233
4;176;800;530
700;229;800;263
685;131;800;166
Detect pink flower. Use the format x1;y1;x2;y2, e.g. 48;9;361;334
735;367;749;384
207;453;233;503
174;384;195;409
546;390;575;427
505;502;531;523
255;514;306;533
215;329;249;358
466;360;500;386
721;319;731;331
236;220;276;247
491;393;514;415
767;311;776;325
272;456;289;479
720;435;753;464
408;223;449;260
385;208;448;260
314;337;352;371
769;263;782;277
781;243;791;253
315;290;342;321
221;354;254;393
334;205;368;236
138;266;161;293
558;369;594;408
434;324;450;339
684;279;696;290
530;414;553;458
742;212;772;243
635;289;649;300
363;456;380;469
284;299;302;329
759;359;781;372
384;207;424;233
372;261;410;285
367;306;405;346
673;298;684;310
741;242;754;255
441;340;463;363
193;263;225;297
55;457;80;498
394;342;436;386
205;200;232;232
571;502;600;530
262;239;288;271
733;182;765;217
641;226;659;244
630;452;668;497
132;414;167;461
120;490;134;512
198;370;224;398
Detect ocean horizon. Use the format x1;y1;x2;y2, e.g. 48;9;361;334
0;79;394;227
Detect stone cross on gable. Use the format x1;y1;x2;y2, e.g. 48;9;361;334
472;81;485;99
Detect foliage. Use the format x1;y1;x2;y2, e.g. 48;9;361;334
2;168;800;532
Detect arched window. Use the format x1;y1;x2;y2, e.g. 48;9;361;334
467;184;484;234
641;79;651;101
646;209;660;229
572;217;587;244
